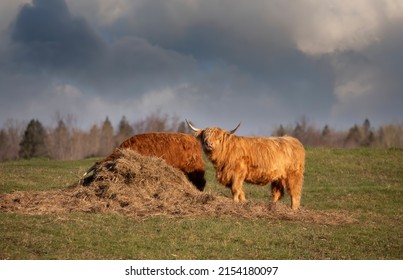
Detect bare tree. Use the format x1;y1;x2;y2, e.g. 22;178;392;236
378;123;403;148
0;119;23;161
132;111;181;134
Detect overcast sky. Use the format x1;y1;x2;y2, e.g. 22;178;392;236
0;0;402;135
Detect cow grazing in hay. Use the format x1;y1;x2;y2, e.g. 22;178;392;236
186;120;305;209
82;132;206;191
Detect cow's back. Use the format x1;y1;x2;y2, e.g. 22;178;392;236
119;132;205;173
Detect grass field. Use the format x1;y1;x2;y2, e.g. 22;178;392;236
0;148;402;259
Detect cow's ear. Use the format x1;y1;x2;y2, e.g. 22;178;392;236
194;130;203;139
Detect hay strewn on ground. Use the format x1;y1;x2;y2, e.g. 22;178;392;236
0;149;355;224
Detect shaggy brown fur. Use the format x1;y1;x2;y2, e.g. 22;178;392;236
83;132;206;191
187;122;305;209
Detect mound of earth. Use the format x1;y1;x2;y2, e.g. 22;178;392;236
0;149;355;225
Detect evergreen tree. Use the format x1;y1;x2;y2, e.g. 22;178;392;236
115;116;134;145
19;119;48;159
322;125;330;138
88;124;101;157
99;117;114;156
321;125;331;146
345;125;361;147
51;119;70;160
363;118;371;135
293;123;304;142
361;118;374;147
177;121;191;133
276;125;286;136
118;116;133;137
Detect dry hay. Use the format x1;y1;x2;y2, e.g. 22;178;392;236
0;149;355;225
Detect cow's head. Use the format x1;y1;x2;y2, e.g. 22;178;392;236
185;119;240;156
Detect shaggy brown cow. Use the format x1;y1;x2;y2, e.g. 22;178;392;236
186;120;305;209
82;132;206;191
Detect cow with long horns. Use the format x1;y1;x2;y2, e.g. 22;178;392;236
186;120;305;209
82;132;206;191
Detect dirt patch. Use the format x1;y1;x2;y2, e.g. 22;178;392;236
0;149;355;225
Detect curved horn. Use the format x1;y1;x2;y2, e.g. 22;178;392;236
185;119;200;132
229;122;241;134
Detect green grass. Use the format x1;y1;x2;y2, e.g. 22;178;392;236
0;157;96;193
0;148;402;259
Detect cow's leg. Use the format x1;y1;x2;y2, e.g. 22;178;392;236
270;180;285;210
271;180;285;203
231;175;246;203
286;172;304;210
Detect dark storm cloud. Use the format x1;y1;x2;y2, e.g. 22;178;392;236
85;36;198;95
10;0;104;72
99;0;337;115
104;0;293;75
6;0;197;97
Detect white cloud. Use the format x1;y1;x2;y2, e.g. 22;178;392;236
68;0;132;27
334;70;377;101
293;0;380;55
54;83;82;99
138;86;179;111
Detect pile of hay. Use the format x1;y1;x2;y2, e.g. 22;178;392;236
71;148;218;217
0;149;355;224
0;149;211;217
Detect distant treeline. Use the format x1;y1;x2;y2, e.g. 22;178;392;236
273;117;403;149
0;112;402;161
0;112;191;162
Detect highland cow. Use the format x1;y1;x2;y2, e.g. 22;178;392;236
186;120;305;209
83;132;206;191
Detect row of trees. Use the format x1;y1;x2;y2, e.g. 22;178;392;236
0;113;402;161
273;118;403;148
0;112;191;161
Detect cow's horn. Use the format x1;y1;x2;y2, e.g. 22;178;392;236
185;119;200;132
229;122;241;134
